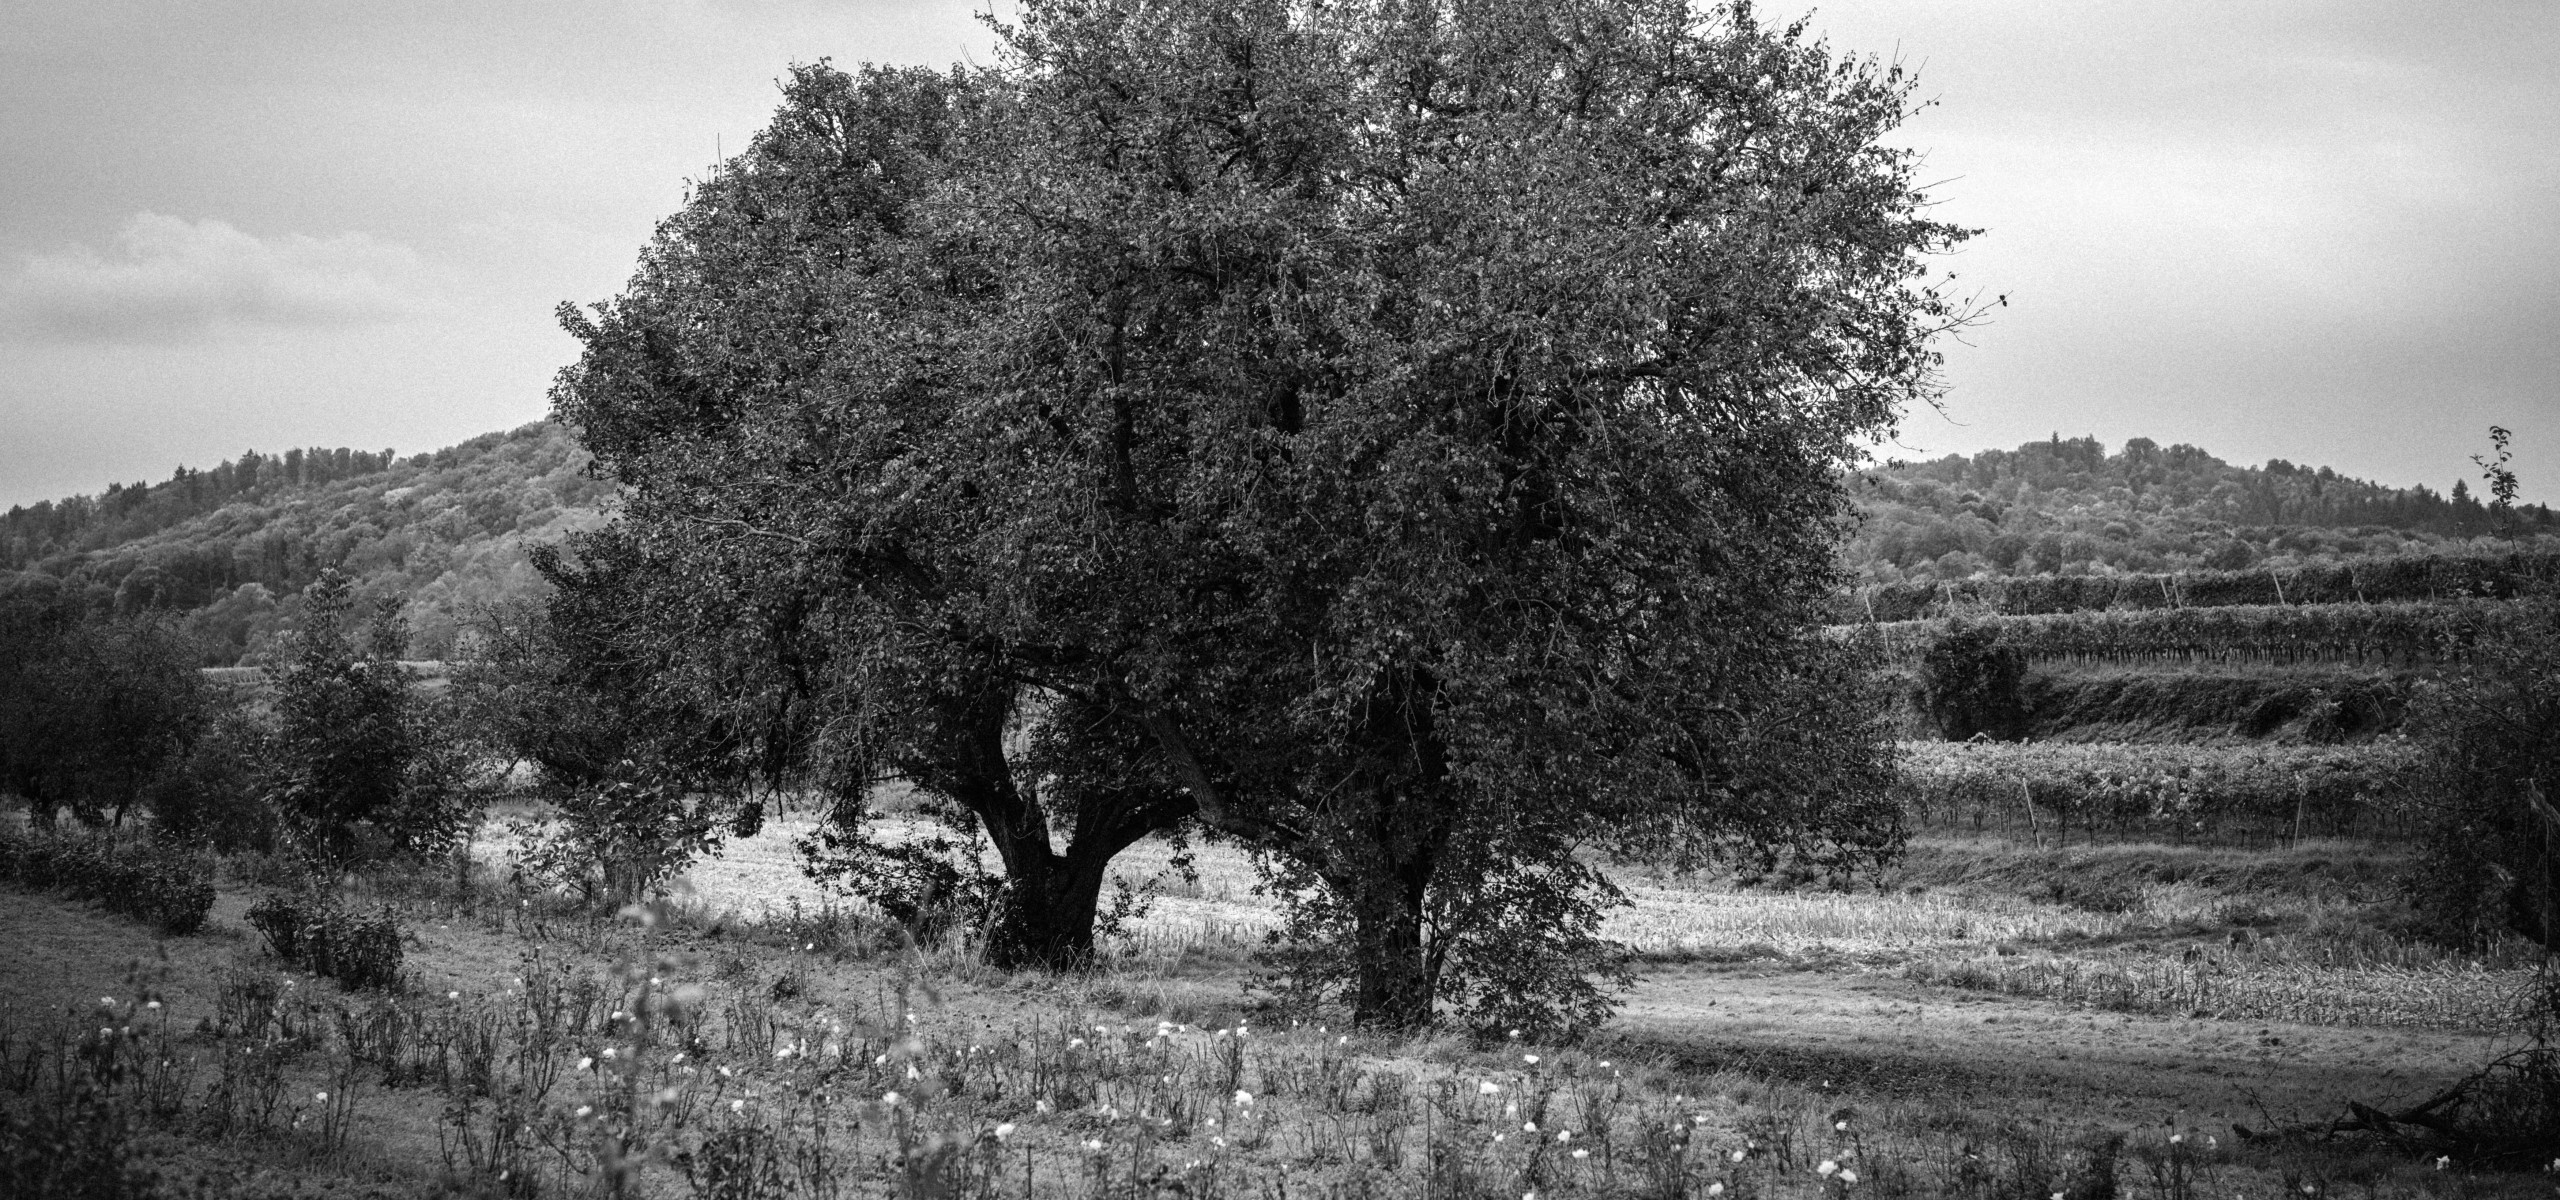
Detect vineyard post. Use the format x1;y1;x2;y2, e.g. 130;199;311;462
2269;566;2288;606
2020;779;2042;850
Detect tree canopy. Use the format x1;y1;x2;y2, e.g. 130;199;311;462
553;0;1967;1029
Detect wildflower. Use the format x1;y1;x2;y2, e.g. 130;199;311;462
447;991;460;1001
1509;1029;1521;1040
1083;1139;1105;1152
1573;1148;1590;1160
1234;1090;1254;1106
1557;1130;1573;1142
2169;1133;2184;1145
1523;1054;1540;1065
731;1099;746;1113
2437;1156;2451;1171
1213;1137;1228;1148
1069;1038;1087;1049
1480;1081;1501;1096
1707;1186;1725;1198
575;1105;593;1118
1835;1119;1850;1132
577;1056;595;1071
995;1123;1016;1140
1524;1122;1538;1133
1036;1099;1054;1114
1731;1149;1747;1162
146;1001;161;1010
315;1091;329;1102
1840;1169;1859;1184
1818;1159;1839;1177
1599;1061;1611;1069
876;1054;890;1065
601;1047;617;1060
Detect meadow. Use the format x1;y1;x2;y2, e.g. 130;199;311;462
3;797;2545;1199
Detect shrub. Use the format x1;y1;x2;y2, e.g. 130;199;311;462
505;779;724;911
245;890;405;990
0;829;215;935
1915;618;2031;741
2404;591;2560;945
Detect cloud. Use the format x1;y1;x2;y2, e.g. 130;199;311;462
1;213;430;342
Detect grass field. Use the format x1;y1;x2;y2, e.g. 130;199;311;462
1;811;2546;1198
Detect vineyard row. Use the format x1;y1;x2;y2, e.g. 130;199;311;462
1837;548;2559;623
1839;600;2507;667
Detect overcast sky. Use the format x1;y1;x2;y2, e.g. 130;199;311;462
3;1;2554;510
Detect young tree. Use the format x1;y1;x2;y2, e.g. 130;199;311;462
265;569;484;871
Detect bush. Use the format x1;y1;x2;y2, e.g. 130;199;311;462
505;779;725;911
2405;591;2560;945
0;829;215;934
244;890;404;990
1915;618;2031;741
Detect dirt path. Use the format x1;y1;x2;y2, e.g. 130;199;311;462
1610;962;2502;1133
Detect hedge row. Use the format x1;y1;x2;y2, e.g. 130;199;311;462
1839;549;2560;623
1849;601;2501;668
0;830;216;934
1894;740;2421;841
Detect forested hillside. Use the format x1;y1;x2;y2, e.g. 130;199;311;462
1846;434;2557;585
3;424;2546;666
0;422;606;664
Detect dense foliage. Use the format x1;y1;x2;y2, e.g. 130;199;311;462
1913;619;2030;741
2404;591;2560;945
0;580;209;828
262;570;489;872
552;0;1947;1030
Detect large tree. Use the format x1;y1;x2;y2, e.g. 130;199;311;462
932;0;1960;1030
555;0;1964;1019
551;63;1194;969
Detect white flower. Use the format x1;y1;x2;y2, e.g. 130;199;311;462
1523;1054;1540;1065
2436;1156;2451;1171
1234;1090;1254;1106
145;1001;161;1010
1557;1130;1573;1142
1706;1186;1725;1198
601;1047;616;1060
1069;1038;1087;1049
1213;1136;1228;1148
1840;1169;1859;1184
1524;1122;1538;1133
315;1091;329;1102
1731;1149;1747;1162
883;1092;902;1107
1479;1081;1501;1095
574;1105;593;1118
731;1099;746;1113
1573;1149;1590;1159
995;1123;1016;1140
2169;1133;2184;1145
1598;1061;1611;1068
447;992;459;1001
1508;1029;1521;1039
1835;1120;1850;1132
1083;1139;1105;1152
1818;1160;1839;1177
1036;1099;1053;1114
577;1057;595;1071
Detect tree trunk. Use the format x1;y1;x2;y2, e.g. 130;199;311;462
1348;890;1435;1030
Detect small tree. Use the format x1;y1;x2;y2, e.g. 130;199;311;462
265;569;484;872
2407;586;2560;946
1916;618;2033;741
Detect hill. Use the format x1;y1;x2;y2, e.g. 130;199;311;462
1846;434;2557;586
3;426;2547;665
0;422;606;664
